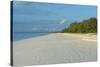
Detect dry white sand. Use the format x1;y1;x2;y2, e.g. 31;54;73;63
13;33;97;66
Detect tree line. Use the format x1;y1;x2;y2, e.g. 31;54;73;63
61;17;97;33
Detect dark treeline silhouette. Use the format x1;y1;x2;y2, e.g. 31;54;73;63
61;17;97;33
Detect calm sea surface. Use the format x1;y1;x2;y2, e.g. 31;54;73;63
13;22;54;41
13;32;50;41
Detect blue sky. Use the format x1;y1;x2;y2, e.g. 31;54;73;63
13;1;97;32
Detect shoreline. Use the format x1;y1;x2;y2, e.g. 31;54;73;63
14;33;97;42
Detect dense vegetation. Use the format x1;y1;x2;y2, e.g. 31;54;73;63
61;18;97;33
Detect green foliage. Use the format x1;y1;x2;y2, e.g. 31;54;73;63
61;17;97;33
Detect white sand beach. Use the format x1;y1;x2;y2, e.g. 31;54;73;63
13;33;97;66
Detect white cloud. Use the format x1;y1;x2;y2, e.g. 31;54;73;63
59;19;66;24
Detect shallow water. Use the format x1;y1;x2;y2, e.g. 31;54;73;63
13;32;50;41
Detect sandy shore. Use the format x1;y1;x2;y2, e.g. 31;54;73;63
13;33;97;66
